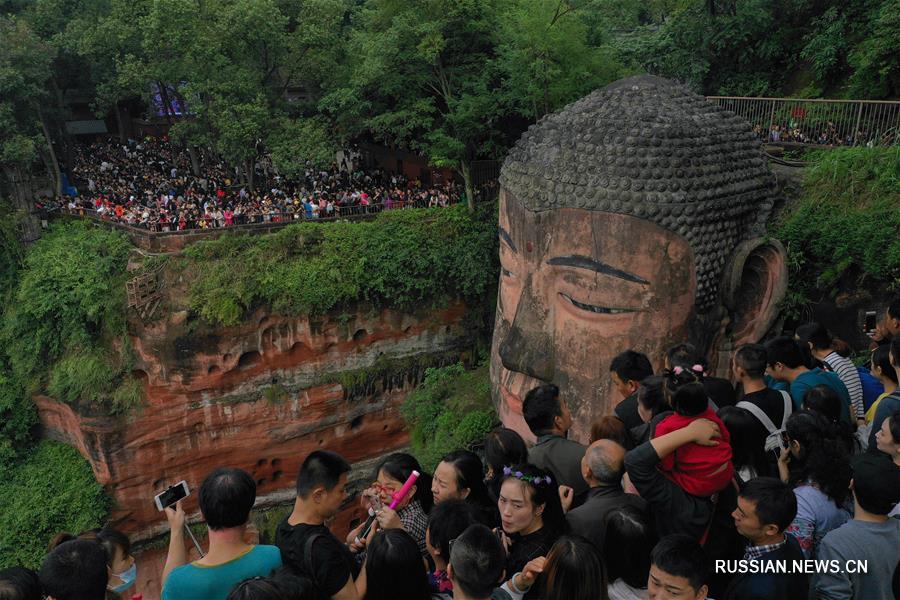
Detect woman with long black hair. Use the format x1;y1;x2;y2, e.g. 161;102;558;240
431;450;498;527
368;453;433;557
496;464;567;599
778;409;851;559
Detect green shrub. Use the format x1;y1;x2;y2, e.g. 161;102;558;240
400;362;496;472
181;203;499;326
110;376;144;415
775;147;900;319
0;198;23;301
0;366;37;469
0;220;138;415
47;348;118;406
0;441;110;569
1;220;131;388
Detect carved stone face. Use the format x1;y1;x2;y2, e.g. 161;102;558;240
490;189;698;442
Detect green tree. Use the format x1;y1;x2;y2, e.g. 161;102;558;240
0;15;57;238
1;221;130;388
268;116;340;176
496;0;628;120
846;0;900;98
330;0;626;211
330;0;507;211
0;441;110;569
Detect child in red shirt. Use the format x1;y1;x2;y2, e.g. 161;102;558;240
654;364;733;496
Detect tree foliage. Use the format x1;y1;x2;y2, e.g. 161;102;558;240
608;0;900;98
400;362;495;472
0;16;53;173
0;441;110;570
327;0;627;209
183;202;499;326
1;221;135;412
775;147;900;319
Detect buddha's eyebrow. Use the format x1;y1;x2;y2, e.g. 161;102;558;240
499;227;517;253
548;255;649;285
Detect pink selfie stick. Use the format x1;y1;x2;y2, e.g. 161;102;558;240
354;470;421;543
389;470;420;509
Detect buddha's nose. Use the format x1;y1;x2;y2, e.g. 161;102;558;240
498;276;554;382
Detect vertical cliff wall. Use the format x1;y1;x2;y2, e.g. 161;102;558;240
36;300;472;537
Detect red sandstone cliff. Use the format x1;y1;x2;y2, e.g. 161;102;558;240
36;297;472;597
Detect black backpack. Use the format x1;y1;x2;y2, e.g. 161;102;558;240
300;532;328;600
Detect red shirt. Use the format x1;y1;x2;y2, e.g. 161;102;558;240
654;407;733;496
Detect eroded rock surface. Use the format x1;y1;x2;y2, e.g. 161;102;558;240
37;301;471;536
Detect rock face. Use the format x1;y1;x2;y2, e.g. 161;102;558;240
491;75;789;442
36;300;472;537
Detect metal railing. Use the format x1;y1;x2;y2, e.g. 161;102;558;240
706;96;900;147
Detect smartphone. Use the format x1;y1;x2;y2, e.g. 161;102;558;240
154;480;190;511
864;311;877;333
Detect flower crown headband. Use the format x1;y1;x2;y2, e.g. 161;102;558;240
503;466;553;486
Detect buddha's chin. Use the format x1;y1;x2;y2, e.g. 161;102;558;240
496;365;546;443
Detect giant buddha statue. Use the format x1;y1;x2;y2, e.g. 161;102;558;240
491;75;788;442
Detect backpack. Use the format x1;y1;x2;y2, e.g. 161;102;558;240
737;390;792;453
301;532;328;600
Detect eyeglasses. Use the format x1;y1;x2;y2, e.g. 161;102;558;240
371;482;400;495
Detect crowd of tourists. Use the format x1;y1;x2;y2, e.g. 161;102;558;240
752;122;879;146
3;301;900;600
48;138;493;231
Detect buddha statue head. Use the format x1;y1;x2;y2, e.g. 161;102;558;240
491;75;787;442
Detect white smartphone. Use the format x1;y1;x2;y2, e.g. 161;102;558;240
154;480;190;511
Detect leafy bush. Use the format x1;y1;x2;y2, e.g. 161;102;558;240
182;203;499;326
400;362;496;472
0;198;23;301
610;0;899;99
0;220;139;416
47;349;118;406
775;147;900;319
0;441;110;569
0;367;37;469
1;220;131;389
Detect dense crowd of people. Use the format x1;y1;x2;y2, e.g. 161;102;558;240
47;138;496;231
3;302;900;600
751;122;882;147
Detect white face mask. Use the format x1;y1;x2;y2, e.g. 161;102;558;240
110;562;137;593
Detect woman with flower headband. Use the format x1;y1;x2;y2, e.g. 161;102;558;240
496;463;567;598
652;363;734;497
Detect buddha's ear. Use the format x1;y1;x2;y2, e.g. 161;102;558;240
720;238;788;346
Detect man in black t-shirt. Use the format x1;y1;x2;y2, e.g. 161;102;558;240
276;451;361;600
733;344;791;447
611;350;655;431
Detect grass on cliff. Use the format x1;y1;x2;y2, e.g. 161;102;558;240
774;146;900;320
0;220;140;416
180;203;499;326
401;362;496;472
0;441;110;569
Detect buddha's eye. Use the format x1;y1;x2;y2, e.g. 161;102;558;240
560;292;637;315
501;267;515;278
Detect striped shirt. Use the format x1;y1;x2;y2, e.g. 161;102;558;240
824;352;863;418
